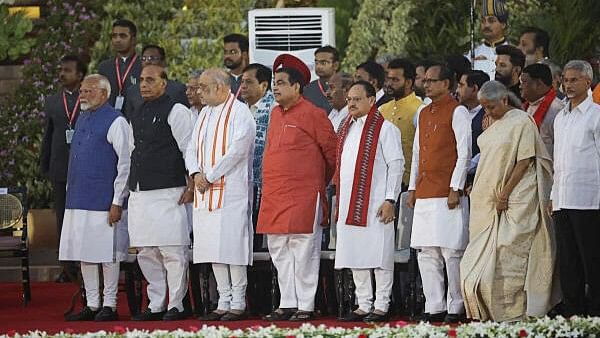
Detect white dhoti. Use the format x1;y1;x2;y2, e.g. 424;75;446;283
59;209;130;310
59;209;129;263
267;198;323;311
411;197;469;315
128;187;190;312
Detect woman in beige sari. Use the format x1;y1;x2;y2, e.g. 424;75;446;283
460;81;560;322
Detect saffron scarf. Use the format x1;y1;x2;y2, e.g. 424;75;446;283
334;105;384;226
523;88;557;129
194;94;235;211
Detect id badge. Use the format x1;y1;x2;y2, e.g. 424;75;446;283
65;129;74;144
115;95;125;111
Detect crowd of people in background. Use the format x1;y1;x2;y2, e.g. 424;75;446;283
39;0;600;325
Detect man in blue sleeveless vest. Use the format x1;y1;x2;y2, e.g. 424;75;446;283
59;74;131;321
128;64;196;321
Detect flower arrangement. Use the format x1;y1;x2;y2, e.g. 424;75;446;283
1;316;599;338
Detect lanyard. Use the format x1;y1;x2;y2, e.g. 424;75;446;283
115;54;138;95
317;79;327;97
63;92;80;127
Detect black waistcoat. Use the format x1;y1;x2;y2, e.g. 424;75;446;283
128;94;187;191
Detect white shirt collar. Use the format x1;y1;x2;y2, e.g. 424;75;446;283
376;89;384;102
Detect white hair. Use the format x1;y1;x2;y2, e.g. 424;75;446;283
478;80;509;102
83;74;111;98
563;60;594;80
203;68;231;87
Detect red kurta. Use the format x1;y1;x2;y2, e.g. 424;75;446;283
257;97;337;234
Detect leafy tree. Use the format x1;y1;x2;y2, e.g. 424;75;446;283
157;0;253;81
0;6;35;61
89;0;183;72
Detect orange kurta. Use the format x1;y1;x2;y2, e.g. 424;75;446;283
257;97;337;234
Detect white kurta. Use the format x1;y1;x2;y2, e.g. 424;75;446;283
59;116;131;263
186;96;256;266
465;40;509;79
409;104;472;250
335;118;404;271
128;103;195;247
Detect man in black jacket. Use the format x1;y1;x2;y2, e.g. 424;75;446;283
40;55;86;282
98;19;142;110
122;44;189;118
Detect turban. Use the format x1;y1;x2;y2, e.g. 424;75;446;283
482;0;508;23
273;53;311;86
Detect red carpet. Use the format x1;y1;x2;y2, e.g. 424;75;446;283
0;283;387;334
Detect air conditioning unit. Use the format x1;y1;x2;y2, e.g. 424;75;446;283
248;7;336;80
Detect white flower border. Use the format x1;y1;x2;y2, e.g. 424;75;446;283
2;316;599;338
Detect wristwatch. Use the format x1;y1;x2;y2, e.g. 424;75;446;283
385;199;396;205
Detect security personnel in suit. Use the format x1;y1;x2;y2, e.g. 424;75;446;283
40;54;86;282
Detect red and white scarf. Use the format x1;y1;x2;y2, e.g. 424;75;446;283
194;94;235;211
523;88;557;129
334;105;384;226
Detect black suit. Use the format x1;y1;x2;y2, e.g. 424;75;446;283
122;80;190;118
304;79;332;114
98;54;142;108
376;92;393;107
40;90;80;236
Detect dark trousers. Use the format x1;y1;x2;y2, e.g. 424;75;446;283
553;209;600;316
52;181;67;239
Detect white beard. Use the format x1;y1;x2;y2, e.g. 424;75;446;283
80;102;91;111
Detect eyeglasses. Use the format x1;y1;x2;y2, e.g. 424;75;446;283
224;49;240;56
80;88;103;94
141;56;162;62
423;78;443;85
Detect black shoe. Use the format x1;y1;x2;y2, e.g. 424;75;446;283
163;307;186;321
221;311;247;321
444;312;465;323
263;308;297;321
132;308;165;321
363;311;389;323
289;310;315;321
423;311;447;323
65;306;98;321
94;306;118;321
200;311;227;321
340;311;368;322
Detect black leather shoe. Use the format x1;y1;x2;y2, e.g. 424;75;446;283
289;310;314;321
163;307;186;321
94;306;118;321
221;311;247;321
132;308;165;321
363;311;389;323
340;311;368;322
263;308;297;321
200;311;227;321
65;306;98;321
423;311;447;323
444;312;465;323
